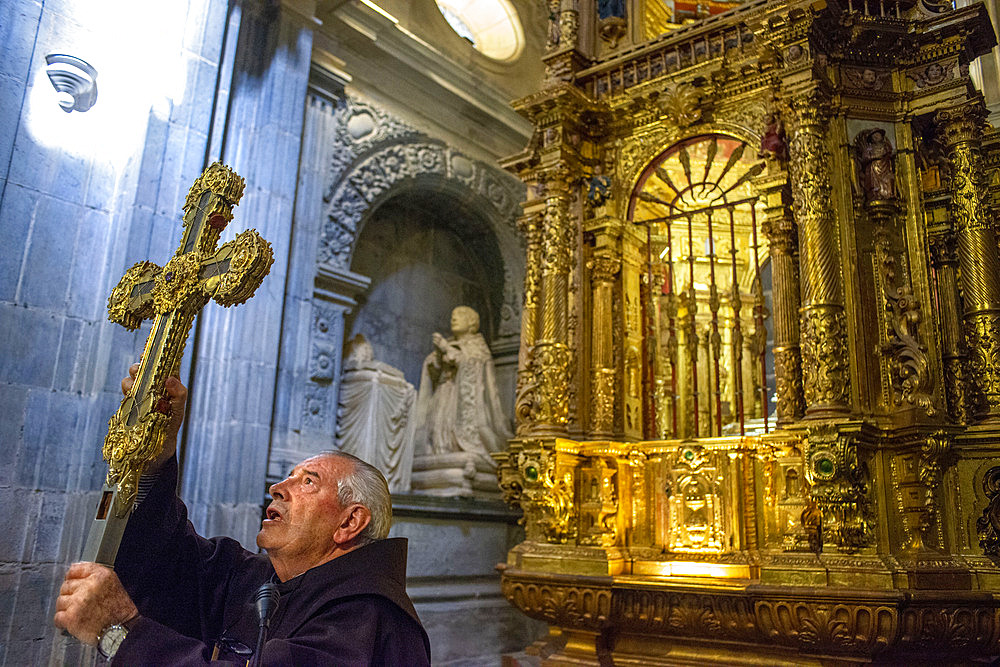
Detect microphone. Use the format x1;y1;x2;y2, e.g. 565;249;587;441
255;582;280;627
251;582;280;667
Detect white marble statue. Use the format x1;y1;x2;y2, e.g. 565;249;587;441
411;306;513;498
336;334;417;493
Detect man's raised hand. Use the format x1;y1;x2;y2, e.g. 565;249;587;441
122;363;187;474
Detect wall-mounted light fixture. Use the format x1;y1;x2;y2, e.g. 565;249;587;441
45;54;98;112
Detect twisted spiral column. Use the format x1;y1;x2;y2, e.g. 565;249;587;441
787;93;851;416
937;100;1000;421
531;170;575;434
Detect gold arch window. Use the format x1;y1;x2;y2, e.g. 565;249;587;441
628;134;772;439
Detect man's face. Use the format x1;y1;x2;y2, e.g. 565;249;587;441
257;455;354;572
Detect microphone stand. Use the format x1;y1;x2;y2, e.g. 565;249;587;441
250;582;280;667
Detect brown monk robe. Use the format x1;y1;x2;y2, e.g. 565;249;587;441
54;368;429;665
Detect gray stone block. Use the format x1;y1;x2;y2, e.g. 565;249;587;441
0;1;41;83
0;384;28;484
0;306;59;386
66;208;113;320
52;316;83;391
31;491;69;562
0;182;34;300
19;196;81;309
0;486;39;561
21;389;85;490
0;73;25;186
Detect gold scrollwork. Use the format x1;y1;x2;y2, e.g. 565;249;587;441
804;424;873;552
107;261;159;331
533;341;572;427
591;368;616;434
209;229;275;307
800;306;850;410
153;254;204;314
976;465;1000;556
184;161;246;213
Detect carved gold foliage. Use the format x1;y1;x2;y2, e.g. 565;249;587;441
774;346;804;423
501;579;611;630
591;368;616;433
870;206;935;416
659;83;702;129
805;424;873;552
967;313;1000;414
183;161;245;214
977;465;1000;556
534;342;572;426
755;601;896;651
540;470;577;544
107;262;159;331
800;306;850;408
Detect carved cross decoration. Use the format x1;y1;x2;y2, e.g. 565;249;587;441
82;162;273;565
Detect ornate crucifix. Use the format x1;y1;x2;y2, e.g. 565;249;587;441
82;162;273;565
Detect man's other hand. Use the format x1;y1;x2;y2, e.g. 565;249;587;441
122;363;187;472
53;562;138;645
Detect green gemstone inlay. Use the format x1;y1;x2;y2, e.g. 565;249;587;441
683;450;695;460
525;465;539;481
817;458;834;475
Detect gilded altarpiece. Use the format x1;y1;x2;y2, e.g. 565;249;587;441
499;0;1000;663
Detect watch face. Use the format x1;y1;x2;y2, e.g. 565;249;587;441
98;624;128;659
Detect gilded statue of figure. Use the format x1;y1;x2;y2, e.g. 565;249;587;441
413;306;513;465
857;128;897;202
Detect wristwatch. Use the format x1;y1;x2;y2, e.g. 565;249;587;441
96;622;129;660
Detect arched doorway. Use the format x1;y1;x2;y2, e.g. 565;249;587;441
629;134;774;438
346;187;506;389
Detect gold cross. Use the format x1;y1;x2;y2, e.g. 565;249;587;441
82;162;273;564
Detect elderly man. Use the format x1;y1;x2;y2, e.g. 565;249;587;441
54;366;431;665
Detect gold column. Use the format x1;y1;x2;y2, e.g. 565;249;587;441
787;92;851;416
515;208;543;436
937;100;1000;421
928;232;969;424
532;169;575;434
756;169;805;425
588;255;619;437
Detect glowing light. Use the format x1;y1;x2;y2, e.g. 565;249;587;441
24;1;190;164
434;0;525;61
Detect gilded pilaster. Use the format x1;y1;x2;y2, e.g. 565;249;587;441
587;255;620;437
937;100;1000;421
756;167;805;425
515;209;544;435
787;92;851;416
928;232;969;424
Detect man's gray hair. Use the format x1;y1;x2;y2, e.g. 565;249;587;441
319;450;392;546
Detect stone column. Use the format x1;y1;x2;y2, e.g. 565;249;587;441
756;169;805;425
787;92;851;416
532;170;574;435
588;255;620;437
182;0;314;546
937;100;1000;421
928;232;969;424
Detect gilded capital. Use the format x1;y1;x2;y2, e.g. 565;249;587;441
587;256;620;284
936;100;987;148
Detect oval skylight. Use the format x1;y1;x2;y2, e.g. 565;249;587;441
435;0;525;62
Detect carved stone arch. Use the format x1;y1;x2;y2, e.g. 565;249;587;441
319;139;524;287
319;136;526;418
